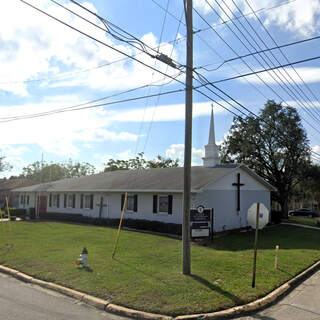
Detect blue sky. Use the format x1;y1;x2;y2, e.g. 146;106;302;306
0;0;320;177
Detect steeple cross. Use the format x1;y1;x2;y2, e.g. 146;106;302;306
232;173;244;211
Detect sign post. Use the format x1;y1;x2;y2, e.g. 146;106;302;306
247;203;269;288
252;203;259;288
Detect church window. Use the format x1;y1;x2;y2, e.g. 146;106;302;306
84;194;94;209
67;194;75;208
153;195;173;215
121;194;138;212
52;194;60;208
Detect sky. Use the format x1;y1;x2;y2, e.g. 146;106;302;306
0;0;320;177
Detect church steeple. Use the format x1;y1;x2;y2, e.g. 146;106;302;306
203;106;221;167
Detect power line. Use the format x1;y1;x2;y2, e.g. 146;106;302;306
68;0;182;69
19;0;320;148
193;69;320;159
226;0;320;122
244;0;320;119
0;87;185;123
199;1;320;136
198;34;320;72
19;0;186;93
142;6;184;154
208;0;319;122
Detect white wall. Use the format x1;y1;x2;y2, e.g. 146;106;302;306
205;168;269;191
194;190;270;232
26;191;184;224
18;192;37;211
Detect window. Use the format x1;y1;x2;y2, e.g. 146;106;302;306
83;194;94;209
26;195;30;205
67;194;75;208
52;194;60;208
20;194;24;205
153;195;173;215
159;196;169;212
121;194;137;212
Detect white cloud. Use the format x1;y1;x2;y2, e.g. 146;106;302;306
312;145;320;153
194;0;320;37
312;145;320;163
0;98;139;157
106;101;228;123
0;1;182;96
165;144;204;166
0;97;228;157
0;145;29;157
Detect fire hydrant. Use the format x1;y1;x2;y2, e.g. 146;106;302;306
76;247;88;268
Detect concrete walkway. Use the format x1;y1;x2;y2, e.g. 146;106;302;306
281;222;320;231
234;269;320;320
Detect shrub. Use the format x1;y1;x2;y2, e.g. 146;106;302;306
37;212;182;235
29;207;36;219
270;210;282;224
10;208;27;220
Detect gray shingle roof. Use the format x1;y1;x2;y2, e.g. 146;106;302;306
13;164;275;193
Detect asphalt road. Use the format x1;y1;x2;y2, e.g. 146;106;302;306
0;273;128;320
234;269;320;320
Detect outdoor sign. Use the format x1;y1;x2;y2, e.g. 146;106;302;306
247;203;269;230
190;205;213;239
190;205;211;222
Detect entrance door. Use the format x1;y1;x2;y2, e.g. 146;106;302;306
98;195;108;218
37;195;47;216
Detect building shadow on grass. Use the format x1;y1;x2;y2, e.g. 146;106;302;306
189;274;244;305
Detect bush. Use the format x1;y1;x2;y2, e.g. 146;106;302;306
270;210;282;224
10;208;27;220
38;212;182;235
29;207;36;219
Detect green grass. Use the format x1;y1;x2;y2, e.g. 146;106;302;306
288;216;320;227
0;221;319;316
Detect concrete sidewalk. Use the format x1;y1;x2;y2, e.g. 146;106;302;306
234;269;320;320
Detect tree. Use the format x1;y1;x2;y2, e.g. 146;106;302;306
294;163;320;209
0;155;12;173
104;152;179;172
220;100;311;218
20;160;96;182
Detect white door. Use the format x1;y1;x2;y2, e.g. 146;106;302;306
98;194;108;218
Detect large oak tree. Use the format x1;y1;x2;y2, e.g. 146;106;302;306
220;100;311;218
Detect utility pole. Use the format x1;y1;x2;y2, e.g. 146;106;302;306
182;0;193;275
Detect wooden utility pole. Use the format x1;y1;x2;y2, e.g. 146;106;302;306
182;0;193;275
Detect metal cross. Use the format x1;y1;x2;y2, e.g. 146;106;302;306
232;173;245;211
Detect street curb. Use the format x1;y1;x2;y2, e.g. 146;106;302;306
0;260;319;320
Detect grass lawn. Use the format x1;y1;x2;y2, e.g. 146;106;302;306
288;216;320;228
0;221;319;316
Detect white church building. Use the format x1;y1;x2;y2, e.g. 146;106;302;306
15;110;275;232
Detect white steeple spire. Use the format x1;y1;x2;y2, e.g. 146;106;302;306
203;105;221;167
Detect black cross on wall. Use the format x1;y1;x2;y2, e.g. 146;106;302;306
232;173;245;211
